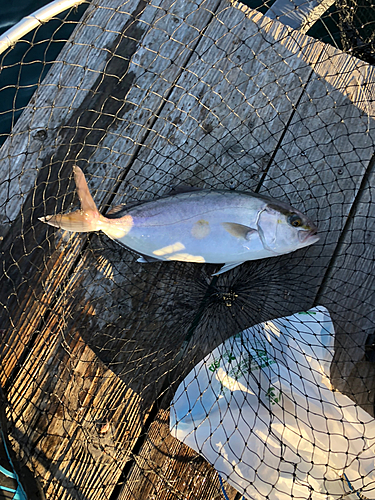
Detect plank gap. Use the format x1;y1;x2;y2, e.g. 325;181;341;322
314;150;375;307
255;63;319;192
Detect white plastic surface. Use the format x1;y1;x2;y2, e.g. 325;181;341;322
170;306;375;499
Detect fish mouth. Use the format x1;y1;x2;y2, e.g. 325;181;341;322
298;228;319;245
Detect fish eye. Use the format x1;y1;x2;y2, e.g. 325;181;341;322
288;214;302;228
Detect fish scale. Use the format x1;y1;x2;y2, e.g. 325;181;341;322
39;166;319;275
119;191;266;264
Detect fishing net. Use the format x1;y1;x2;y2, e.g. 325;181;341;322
0;0;374;499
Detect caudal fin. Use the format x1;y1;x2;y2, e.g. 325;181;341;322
39;166;102;233
40;166;134;240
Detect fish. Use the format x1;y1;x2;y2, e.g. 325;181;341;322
39;166;319;275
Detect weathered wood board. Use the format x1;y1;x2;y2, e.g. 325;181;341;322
0;0;225;497
0;2;226;386
110;3;320;202
117;408;239;500
0;0;224;383
0;0;374;498
319;158;375;415
252;50;375;308
9;327;140;500
1;0;231;497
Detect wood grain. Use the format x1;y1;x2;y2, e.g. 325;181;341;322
318;157;375;414
1;0;374;498
0;0;222;384
0;0;226;498
118;408;239;500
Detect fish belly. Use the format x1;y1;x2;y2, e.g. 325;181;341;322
115;191;273;264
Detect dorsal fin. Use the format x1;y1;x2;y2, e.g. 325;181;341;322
169;184;202;195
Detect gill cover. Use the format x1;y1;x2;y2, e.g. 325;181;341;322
256;207;280;253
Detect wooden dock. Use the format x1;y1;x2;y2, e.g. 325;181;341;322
0;0;374;498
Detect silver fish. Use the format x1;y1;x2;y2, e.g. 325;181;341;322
39;166;319;275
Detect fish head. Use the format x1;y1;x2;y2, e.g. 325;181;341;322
257;202;319;255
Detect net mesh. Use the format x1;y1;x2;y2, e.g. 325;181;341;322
0;0;374;499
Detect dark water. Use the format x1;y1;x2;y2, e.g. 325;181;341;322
0;2;54;34
0;1;87;144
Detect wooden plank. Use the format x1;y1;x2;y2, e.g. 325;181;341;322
109;2;321;204
7;285;147;500
3;2;375;499
250;53;375;316
117;408;239;500
316;158;375;415
228;4;375;410
6;234;207;499
1;0;227;497
310;44;375;119
232;1;375;119
187;6;372;325
0;0;222;384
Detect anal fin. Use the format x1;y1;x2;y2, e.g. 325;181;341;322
137;255;162;263
211;261;245;276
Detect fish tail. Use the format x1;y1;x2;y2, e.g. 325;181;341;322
39;210;101;233
39;166;133;239
39;165;102;233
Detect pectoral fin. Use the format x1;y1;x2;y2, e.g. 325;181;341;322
221;222;257;240
212;261;245;276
